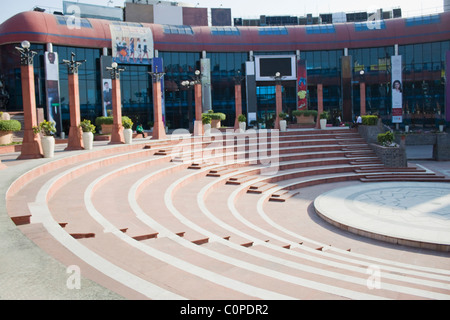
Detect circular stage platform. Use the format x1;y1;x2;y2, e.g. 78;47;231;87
314;182;450;252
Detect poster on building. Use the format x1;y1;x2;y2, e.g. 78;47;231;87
44;51;62;134
201;58;212;112
100;55;113;116
297;59;307;110
391;55;403;123
110;24;153;65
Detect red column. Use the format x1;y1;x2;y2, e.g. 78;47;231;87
152;80;166;140
17;63;43;159
234;84;242;130
65;72;84;150
360;82;366;116
274;83;282;130
110;77;124;144
193;82;203;136
316;84;323;128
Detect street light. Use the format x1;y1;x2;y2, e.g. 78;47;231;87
62;52;86;74
148;65;165;82
107;61;125;79
15;40;37;65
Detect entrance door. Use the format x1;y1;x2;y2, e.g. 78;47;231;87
256;85;277;128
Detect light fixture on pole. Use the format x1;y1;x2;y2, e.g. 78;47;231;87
15;40;37;66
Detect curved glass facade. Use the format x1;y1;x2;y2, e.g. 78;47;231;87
0;39;448;132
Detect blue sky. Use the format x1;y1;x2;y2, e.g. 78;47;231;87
0;0;444;24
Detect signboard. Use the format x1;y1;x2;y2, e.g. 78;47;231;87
391;55;403;123
44;51;62;134
297;59;307;110
110;24;153;65
100;56;113;116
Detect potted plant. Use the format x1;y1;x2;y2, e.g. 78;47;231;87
319;111;329;129
35;120;56;158
207;110;226;128
438;119;446;132
79;119;95;150
292;109;317;124
122;116;133;144
0;118;21;145
237;114;246;132
257;118;265;129
278;112;288;132
202;113;211;135
95;116;114;134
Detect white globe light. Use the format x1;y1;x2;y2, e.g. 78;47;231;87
21;40;30;49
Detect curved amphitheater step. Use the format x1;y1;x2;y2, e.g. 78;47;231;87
4;128;450;300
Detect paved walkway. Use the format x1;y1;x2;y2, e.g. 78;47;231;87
314;181;450;251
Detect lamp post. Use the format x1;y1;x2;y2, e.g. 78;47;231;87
149;66;166;140
181;79;195;132
106;62;126;144
359;70;366;116
234;70;245;130
62;52;86;150
274;72;283;130
15;40;43;159
192;70;203;136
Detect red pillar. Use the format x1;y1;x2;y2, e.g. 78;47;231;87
193;82;203;136
274;83;282;130
152;80;166;140
17;63;43;159
110;77;124;144
360;82;366;116
234;84;242;130
65;72;84;150
316;84;323;128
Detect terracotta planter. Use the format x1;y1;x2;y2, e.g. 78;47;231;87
211;119;221;129
0;131;12;145
295;115;315;124
101;124;113;134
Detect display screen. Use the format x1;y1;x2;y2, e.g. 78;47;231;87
255;55;296;81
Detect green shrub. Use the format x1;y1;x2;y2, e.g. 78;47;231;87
122;116;133;129
209;112;226;121
79;119;96;133
292;109;318;117
362;115;378;126
237;114;246;122
95;116;114;126
377;131;394;146
37;120;56;136
202;113;211;124
278;112;288;120
0;119;21;132
319;111;329;119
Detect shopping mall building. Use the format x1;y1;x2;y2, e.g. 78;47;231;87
0;3;449;133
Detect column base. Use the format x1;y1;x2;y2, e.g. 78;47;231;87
152;121;167;140
193;120;204;136
17;130;43;160
109;124;125;144
65;126;84;150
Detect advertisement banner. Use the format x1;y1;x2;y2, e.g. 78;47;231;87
110;24;153;65
45;51;62;134
100;55;113;116
297;59;307;110
446;51;450;122
391;55;403;123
